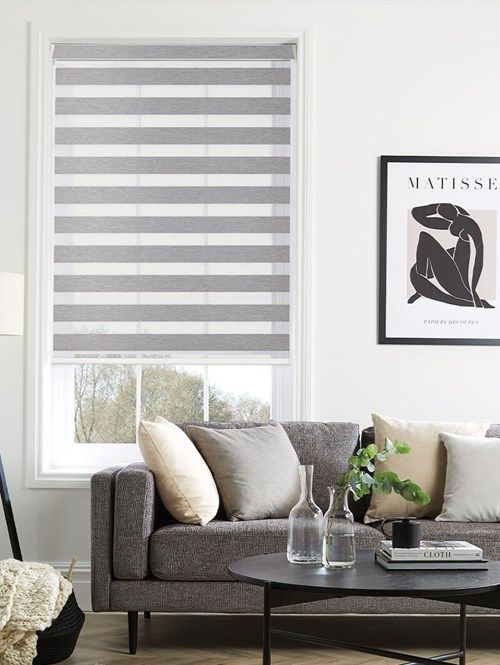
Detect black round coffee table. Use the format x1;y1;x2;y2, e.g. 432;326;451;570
229;550;500;665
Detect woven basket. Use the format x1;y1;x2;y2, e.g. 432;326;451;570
33;591;85;665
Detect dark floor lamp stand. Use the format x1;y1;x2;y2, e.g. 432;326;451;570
0;454;22;561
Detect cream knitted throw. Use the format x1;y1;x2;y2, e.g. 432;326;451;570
0;559;72;665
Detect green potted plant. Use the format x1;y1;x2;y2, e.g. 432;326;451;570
323;438;431;569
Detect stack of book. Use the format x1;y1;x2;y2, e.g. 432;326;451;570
375;540;488;570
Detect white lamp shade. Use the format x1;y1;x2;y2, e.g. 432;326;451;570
0;272;24;336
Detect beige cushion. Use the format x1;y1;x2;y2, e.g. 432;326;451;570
437;433;500;522
364;414;489;523
186;421;300;521
137;417;219;525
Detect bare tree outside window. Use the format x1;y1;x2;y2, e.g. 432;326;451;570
73;364;271;443
74;365;136;443
140;365;204;422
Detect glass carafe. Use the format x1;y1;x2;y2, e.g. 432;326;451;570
323;486;356;569
287;465;323;564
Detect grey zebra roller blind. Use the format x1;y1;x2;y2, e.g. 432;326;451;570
51;43;295;362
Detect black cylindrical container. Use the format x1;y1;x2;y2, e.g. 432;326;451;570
382;518;421;548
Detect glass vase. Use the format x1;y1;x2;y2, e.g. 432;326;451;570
287;465;323;564
323;486;356;569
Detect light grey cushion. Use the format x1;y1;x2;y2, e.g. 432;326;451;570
149;519;382;581
436;433;500;522
186;421;300;521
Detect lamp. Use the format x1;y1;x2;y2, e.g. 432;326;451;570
0;272;24;336
0;271;24;560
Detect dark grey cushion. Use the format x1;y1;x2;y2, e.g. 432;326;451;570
149;518;382;581
486;423;500;437
179;421;359;513
282;422;360;513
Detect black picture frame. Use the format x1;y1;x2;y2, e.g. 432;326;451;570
379;155;500;345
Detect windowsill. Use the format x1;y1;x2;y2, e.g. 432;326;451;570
30;468;94;488
29;443;143;488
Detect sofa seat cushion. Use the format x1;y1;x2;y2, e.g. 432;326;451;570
149;519;383;581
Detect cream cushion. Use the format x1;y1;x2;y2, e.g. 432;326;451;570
137;417;219;525
364;414;489;523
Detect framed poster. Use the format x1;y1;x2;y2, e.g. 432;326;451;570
380;156;500;345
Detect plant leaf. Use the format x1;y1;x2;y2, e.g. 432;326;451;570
384;437;396;456
343;440;430;508
364;443;378;460
338;471;349;488
373;470;400;484
360;472;374;486
394;440;411;454
393;479;431;506
348;455;361;469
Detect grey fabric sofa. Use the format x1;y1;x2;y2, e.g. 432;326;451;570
91;421;500;654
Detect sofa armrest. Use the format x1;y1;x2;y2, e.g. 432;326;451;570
91;466;121;612
112;463;156;580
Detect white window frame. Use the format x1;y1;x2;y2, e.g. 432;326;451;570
52;362;279;475
26;24;314;488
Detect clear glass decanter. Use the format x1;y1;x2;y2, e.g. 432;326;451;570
323;486;356;569
287;465;323;564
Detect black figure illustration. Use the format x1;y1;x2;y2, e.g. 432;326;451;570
408;203;493;308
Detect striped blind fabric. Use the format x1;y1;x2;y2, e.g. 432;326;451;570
51;44;294;362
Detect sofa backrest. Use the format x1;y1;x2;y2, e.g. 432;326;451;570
361;423;500;446
179;421;360;514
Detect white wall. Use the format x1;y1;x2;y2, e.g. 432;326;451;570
2;0;500;607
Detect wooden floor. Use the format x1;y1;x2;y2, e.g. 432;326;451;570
66;613;500;664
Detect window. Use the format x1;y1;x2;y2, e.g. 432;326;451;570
29;38;303;484
71;363;273;444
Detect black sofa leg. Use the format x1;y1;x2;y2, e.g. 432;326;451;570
144;611;151;620
128;612;138;654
